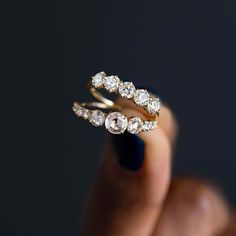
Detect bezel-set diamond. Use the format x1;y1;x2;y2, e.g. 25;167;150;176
118;82;136;99
103;75;120;92
134;89;150;106
127;117;143;134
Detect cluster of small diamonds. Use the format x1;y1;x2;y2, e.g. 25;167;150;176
73;103;106;127
127;117;157;134
92;72;160;115
73;103;157;134
73;103;91;120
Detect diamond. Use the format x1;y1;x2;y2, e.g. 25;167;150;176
73;104;84;117
75;108;84;117
82;109;90;120
147;97;161;114
92;72;106;88
142;121;157;131
105;112;128;134
103;76;120;92
134;89;149;106
150;122;157;130
127;117;143;134
90;110;105;126
118;82;136;99
72;104;79;112
142;122;149;131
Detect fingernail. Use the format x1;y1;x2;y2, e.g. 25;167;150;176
112;133;145;171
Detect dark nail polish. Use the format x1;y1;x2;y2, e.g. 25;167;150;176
112;133;145;171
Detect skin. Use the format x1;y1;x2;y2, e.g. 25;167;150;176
83;99;235;236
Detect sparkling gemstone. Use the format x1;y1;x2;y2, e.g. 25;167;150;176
92;71;106;88
151;122;157;130
73;104;84;117
134;89;150;106
142;121;157;131
75;108;84;117
82;109;90;120
127;117;143;134
105;112;128;134
90;110;105;126
103;76;120;92
147;97;161;114
118;82;136;99
72;104;78;112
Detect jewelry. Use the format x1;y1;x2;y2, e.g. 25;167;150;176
90;72;160;115
72;72;161;134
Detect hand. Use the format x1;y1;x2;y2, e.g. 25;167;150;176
83;98;234;236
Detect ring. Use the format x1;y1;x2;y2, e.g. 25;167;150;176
90;72;161;115
72;72;161;134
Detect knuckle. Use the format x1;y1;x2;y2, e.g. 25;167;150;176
117;182;163;211
169;178;214;219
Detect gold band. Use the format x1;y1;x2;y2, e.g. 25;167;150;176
86;81;123;110
72;71;161;134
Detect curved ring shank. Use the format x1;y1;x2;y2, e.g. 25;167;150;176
72;72;161;134
87;81;158;121
87;81;120;109
80;101;114;110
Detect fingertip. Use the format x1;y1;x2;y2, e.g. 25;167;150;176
159;105;179;146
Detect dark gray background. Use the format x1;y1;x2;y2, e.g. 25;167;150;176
1;0;236;235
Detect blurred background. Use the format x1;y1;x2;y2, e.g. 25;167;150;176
1;0;236;235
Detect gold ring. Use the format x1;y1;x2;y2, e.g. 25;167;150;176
90;72;160;115
72;72;161;134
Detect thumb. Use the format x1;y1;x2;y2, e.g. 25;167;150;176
83;104;176;236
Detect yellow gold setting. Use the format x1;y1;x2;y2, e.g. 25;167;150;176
73;72;161;134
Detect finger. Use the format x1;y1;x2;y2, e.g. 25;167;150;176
160;105;178;148
218;215;236;236
83;104;173;236
153;178;230;236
